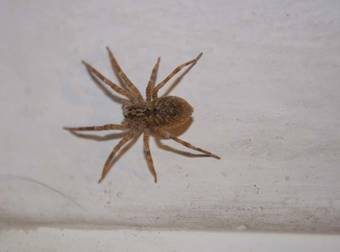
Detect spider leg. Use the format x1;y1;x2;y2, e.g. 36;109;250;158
82;61;136;101
159;130;220;159
98;131;136;183
63;123;126;131
155;137;211;157
106;47;144;101
143;132;158;183
152;52;203;99
146;57;160;102
161;57;200;97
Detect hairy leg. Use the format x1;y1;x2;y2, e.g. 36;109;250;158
171;136;220;159
63;123;126;131
161;57;200;97
106;47;144;101
143;132;157;183
158;130;220;159
152;53;203;99
155;137;211;157
82;61;135;100
98;132;136;183
146;57;160;102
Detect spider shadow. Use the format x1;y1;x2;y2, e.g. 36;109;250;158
66;130;128;142
162;53;202;97
83;63;127;105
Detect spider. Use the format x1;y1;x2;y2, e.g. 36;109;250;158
64;47;220;183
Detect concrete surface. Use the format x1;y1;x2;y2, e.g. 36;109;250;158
1;0;340;235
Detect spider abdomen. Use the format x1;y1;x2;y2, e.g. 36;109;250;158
153;96;193;127
123;96;193;129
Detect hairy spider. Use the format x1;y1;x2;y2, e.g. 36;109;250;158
64;48;220;183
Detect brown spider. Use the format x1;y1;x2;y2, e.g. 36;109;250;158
64;48;220;183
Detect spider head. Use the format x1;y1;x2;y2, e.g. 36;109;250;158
122;103;148;119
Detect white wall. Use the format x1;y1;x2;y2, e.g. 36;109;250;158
1;0;340;234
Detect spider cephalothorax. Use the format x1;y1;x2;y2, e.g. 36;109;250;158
64;48;220;183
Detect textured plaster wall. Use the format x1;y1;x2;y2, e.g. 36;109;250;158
1;0;340;233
